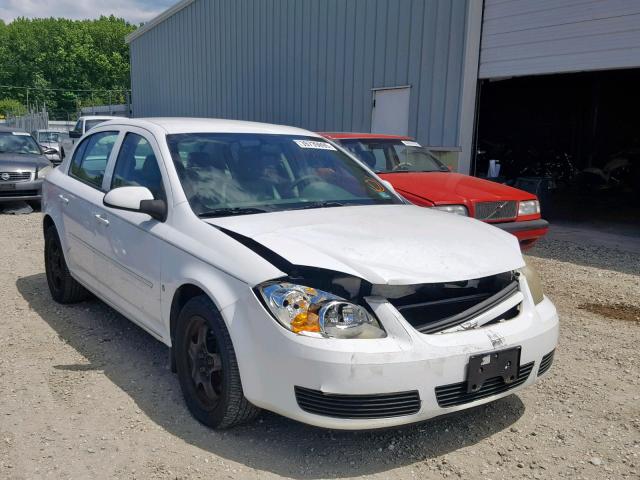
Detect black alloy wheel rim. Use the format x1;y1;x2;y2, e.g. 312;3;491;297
186;315;223;408
47;237;64;292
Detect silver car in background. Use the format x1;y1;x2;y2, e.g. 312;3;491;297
0;126;53;205
33;129;65;164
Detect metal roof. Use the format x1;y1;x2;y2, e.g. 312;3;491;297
125;0;195;44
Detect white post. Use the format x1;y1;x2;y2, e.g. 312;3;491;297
457;0;484;175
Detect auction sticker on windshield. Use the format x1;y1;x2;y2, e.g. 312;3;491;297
402;140;421;147
293;140;337;151
11;132;32;136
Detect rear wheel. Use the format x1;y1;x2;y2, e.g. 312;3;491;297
175;295;259;429
44;225;88;303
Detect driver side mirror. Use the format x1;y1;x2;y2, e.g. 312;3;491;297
103;186;167;222
69;129;82;139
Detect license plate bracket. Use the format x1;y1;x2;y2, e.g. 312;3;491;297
466;346;521;393
0;183;16;190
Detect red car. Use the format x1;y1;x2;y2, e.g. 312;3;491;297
322;133;549;249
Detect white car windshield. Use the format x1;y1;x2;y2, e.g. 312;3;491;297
0;132;41;155
339;138;449;173
85;119;108;131
38;131;61;143
167;133;400;217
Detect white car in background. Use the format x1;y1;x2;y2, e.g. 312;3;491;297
61;115;125;157
69;115;125;138
42;118;558;430
32;129;65;164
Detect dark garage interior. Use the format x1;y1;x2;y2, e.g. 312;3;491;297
474;68;640;228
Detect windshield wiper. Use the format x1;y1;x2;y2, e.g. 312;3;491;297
292;201;346;210
198;207;269;218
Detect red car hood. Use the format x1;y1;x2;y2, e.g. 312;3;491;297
379;172;535;204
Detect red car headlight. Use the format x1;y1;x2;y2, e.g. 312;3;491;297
518;200;540;216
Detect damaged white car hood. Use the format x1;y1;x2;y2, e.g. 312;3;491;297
205;204;525;285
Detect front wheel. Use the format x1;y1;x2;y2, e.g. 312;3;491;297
175;295;260;429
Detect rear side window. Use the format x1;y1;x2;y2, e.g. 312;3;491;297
111;133;165;201
69;131;118;189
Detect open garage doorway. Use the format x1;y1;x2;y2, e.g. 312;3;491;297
474;68;640;230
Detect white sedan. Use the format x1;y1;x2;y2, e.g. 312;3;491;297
42;118;558;430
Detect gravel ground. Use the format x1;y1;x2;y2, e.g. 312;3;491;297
1;213;638;480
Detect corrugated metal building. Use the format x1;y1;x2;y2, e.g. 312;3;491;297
127;0;640;177
127;0;482;172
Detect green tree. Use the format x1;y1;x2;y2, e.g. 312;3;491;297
0;16;136;120
0;98;27;117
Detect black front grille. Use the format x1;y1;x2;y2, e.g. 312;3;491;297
384;272;519;334
0;171;31;182
435;361;534;408
0;189;38;198
474;201;517;221
538;350;555;377
294;386;421;419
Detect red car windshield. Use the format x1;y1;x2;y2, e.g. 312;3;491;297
338;138;448;173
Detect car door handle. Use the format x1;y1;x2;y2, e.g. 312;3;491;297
58;194;69;204
94;214;110;226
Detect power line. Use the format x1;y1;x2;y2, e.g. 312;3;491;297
0;84;130;93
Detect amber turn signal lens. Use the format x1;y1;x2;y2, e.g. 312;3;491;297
291;311;320;333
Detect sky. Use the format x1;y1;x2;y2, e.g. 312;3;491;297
0;0;177;25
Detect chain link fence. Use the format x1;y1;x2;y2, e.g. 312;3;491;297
6;109;49;133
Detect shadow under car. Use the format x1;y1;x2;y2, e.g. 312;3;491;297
16;272;525;479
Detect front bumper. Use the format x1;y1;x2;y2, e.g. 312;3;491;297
493;219;549;248
0;177;43;202
226;278;559;430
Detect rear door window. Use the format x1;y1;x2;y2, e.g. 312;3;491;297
69;131;118;189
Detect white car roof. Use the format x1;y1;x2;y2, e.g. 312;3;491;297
97;117;321;137
81;115;123;121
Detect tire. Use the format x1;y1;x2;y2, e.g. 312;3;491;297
175;295;260;429
44;225;88;304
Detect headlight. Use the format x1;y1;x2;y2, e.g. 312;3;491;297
258;282;386;339
518;200;540;216
36;165;53;179
432;204;468;216
519;263;544;305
